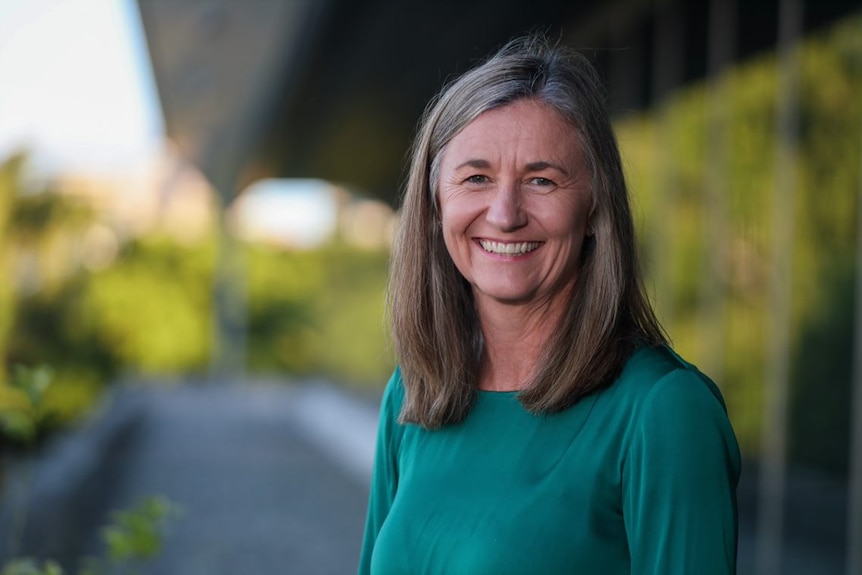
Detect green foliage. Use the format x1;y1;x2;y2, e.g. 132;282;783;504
0;154;108;435
76;236;214;374
246;242;393;386
94;496;178;568
309;245;393;384
787;261;854;475
0;364;55;445
615;15;862;472
0;368;177;573
1;559;63;575
244;244;322;374
0;151;219;432
1;496;178;575
0;147;395;444
77;495;178;575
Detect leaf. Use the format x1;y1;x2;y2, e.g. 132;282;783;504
9;365;54;409
0;559;64;575
0;411;36;443
100;496;178;564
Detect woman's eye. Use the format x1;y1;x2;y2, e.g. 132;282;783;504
530;177;554;186
465;175;489;184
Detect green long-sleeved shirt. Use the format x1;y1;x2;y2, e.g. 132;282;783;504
359;345;740;574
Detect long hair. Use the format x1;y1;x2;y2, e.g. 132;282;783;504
389;35;667;428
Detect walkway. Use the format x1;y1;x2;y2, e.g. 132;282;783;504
84;381;378;575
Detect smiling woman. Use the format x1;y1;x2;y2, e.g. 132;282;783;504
438;99;593;353
359;35;740;575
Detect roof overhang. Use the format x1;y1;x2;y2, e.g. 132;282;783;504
137;0;860;204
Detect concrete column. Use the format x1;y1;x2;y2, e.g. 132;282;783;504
756;0;802;574
649;0;684;327
847;27;862;571
699;0;735;385
210;194;247;382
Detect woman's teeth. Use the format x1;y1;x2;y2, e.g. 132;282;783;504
478;240;540;255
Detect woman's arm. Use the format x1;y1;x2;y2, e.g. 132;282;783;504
622;369;741;575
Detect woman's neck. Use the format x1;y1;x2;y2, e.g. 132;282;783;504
476;296;566;392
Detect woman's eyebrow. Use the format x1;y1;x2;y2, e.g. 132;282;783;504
454;159;492;170
454;159;570;175
525;161;569;175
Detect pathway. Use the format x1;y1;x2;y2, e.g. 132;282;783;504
86;381;378;575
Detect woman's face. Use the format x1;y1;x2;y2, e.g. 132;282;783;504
437;99;593;311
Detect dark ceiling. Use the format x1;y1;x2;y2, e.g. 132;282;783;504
138;0;861;205
258;0;617;203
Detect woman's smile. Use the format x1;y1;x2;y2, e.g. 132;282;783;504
437;98;593;308
476;239;543;256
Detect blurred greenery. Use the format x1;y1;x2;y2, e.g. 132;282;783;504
1;495;178;575
1;559;62;575
94;495;178;568
617;15;862;474
0;152;392;448
76;236;214;375
0;359;177;574
0;364;55;445
246;243;391;385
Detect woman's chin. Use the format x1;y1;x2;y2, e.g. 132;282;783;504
472;285;540;307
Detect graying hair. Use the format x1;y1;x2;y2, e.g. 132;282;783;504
389;35;666;428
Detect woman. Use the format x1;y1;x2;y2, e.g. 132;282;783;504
359;36;740;575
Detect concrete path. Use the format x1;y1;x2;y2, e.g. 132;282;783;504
86;381;378;575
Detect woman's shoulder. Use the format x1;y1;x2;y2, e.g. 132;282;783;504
380;366;407;418
614;344;741;484
612;344;728;413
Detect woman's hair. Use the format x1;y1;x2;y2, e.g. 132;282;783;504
389;34;667;428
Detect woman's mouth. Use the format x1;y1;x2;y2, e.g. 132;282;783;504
477;240;541;255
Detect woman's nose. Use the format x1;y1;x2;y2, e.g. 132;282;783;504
486;183;527;231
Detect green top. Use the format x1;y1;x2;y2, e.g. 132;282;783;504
358;345;740;575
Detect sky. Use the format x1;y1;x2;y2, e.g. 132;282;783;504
0;0;339;244
0;0;164;174
239;179;338;248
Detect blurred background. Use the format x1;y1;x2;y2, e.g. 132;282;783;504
0;0;860;574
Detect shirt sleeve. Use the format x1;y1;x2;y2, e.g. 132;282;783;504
357;369;403;575
622;369;741;575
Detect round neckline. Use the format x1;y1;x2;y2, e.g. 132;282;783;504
476;388;520;397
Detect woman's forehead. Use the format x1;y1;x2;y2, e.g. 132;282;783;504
441;100;585;170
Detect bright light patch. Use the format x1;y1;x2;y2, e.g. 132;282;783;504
0;0;164;173
237;179;338;248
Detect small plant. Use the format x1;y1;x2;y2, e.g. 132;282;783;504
0;559;62;575
86;495;178;573
1;365;57;561
0;364;55;446
1;365;178;575
1;495;179;575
